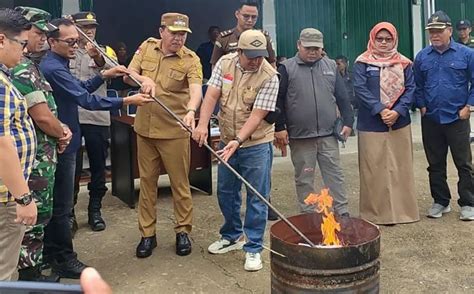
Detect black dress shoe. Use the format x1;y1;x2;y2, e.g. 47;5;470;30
18;266;60;282
136;235;157;258
52;258;87;279
69;215;78;238
267;208;279;221
176;232;192;256
88;212;106;231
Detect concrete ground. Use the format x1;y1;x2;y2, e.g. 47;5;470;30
72;112;474;293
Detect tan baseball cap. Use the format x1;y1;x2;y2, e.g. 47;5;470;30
238;30;268;58
161;12;192;33
299;28;324;48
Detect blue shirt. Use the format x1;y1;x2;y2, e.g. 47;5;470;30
40;51;123;153
414;40;474;124
353;62;415;132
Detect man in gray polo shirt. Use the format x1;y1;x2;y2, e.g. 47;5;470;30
70;12;115;233
274;28;354;216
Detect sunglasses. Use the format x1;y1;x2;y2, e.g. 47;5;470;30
241;14;258;21
375;37;394;43
6;36;28;49
54;38;79;47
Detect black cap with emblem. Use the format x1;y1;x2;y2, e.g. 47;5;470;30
425;11;452;30
71;11;99;26
456;19;472;30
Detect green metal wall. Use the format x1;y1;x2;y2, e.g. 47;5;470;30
275;0;413;64
435;0;474;35
275;0;341;59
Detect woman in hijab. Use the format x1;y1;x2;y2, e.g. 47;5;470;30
353;22;420;225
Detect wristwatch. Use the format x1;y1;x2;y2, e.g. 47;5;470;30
14;192;33;206
99;69;107;79
235;136;244;147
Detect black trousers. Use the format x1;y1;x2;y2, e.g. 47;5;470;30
44;152;77;263
421;116;474;207
73;124;110;213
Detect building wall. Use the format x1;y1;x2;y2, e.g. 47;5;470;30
262;0;277;55
93;0;264;53
63;0;79;15
435;0;474;42
274;0;414;64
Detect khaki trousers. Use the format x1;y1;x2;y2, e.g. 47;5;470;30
0;202;25;280
137;135;193;237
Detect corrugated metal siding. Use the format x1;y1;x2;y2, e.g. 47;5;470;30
435;0;474;31
275;0;413;64
274;0;341;58
435;0;464;24
345;0;413;63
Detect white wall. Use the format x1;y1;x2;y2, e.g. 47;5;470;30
412;3;424;56
262;0;277;54
62;0;79;15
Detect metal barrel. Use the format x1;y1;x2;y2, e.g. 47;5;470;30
270;213;381;293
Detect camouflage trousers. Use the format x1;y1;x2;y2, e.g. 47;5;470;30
18;163;56;269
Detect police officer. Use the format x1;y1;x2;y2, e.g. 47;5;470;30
456;19;474;48
70;12;117;234
124;13;202;258
11;7;72;281
210;0;275;67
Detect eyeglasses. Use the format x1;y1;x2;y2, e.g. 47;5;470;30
6;36;28;49
375;37;394;43
241;14;258;21
54;38;79;47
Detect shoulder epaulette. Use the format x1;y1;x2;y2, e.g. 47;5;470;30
220;29;233;37
145;37;159;43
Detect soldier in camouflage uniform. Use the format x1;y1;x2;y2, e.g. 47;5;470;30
11;7;72;281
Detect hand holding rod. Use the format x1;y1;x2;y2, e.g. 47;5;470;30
74;25;316;248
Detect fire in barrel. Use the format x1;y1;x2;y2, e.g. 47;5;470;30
270;189;381;293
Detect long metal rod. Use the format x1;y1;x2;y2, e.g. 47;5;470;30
75;26;316;248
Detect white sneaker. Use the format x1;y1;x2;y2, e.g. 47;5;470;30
427;203;451;218
460;206;474;221
244;252;263;272
208;238;244;254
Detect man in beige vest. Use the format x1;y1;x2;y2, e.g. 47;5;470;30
193;30;278;272
124;13;202;258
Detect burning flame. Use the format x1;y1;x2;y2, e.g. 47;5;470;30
304;188;341;246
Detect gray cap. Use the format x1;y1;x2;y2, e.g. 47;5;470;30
299;28;324;48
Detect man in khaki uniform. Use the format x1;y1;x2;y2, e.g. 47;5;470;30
193;30;279;272
210;0;275;67
125;13;202;258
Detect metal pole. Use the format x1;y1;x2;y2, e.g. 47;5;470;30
75;25;317;248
